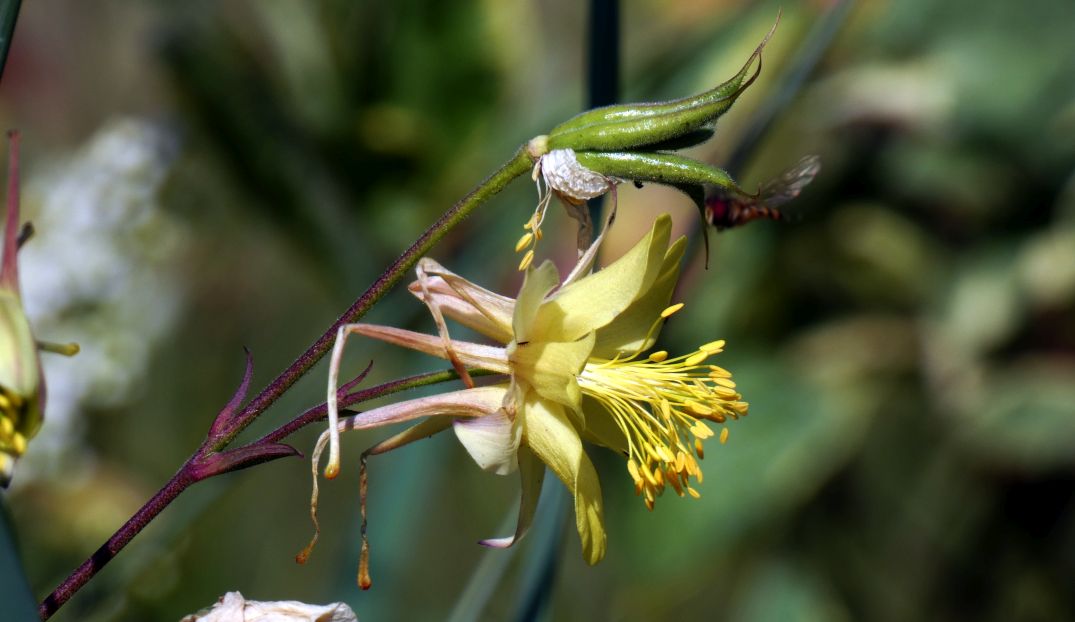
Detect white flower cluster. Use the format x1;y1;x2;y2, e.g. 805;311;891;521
15;118;186;483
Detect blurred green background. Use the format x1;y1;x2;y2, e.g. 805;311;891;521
3;0;1075;620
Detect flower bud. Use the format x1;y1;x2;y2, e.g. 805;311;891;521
0;132;44;488
0;291;43;487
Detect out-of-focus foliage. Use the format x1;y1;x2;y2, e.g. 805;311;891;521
1;0;1073;621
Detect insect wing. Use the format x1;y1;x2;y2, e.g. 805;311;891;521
756;154;821;208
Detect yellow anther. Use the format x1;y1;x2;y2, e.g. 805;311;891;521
574;330;747;511
720;428;730;444
515;232;534;252
686;401;713;416
667;468;684;495
660;303;685;318
683;452;699;475
534;227;544;240
518;249;535;271
708;366;731;378
712;386;740;400
685;351;709;367
0;416;12;436
687;487;701;499
12;432;26;455
641;462;660;487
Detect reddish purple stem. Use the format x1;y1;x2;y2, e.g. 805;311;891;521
37;146;532;620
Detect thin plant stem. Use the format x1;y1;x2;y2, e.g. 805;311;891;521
38;147;534;620
38;463;196;618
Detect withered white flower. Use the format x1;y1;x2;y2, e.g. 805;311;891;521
180;591;357;622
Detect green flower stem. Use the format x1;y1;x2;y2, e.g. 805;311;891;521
38;147;534;620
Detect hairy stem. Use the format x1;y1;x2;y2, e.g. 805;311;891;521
38;147;533;619
38;464;195;618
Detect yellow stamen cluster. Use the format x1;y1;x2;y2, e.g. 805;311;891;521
576;305;748;510
0;392;29;457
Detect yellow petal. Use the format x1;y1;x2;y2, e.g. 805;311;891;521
509;332;595;412
578;396;629;455
479;445;545;549
521;391;606;565
591;235;686;358
512;260;560;343
453;407;521;475
530;214;672;343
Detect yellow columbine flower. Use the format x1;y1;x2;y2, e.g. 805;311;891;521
320;214;747;566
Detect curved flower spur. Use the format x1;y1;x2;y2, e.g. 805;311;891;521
304;215;748;588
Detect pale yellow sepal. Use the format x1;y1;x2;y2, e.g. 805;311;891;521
520;389;606;565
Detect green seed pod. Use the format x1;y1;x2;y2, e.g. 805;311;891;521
634;128;715;152
574;151;746;194
547;19;776;152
